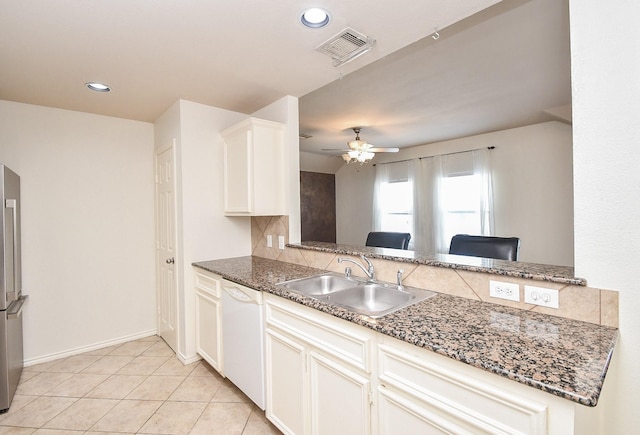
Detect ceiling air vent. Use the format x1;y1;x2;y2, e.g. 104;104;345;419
315;28;376;67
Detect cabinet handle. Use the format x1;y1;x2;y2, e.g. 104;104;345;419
5;199;18;301
223;286;252;302
166;258;175;264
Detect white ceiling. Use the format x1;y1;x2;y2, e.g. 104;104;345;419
0;0;501;123
299;0;572;156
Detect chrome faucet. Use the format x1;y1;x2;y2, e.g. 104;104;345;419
396;269;405;290
338;255;376;282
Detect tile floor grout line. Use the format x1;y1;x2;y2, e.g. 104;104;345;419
0;335;281;434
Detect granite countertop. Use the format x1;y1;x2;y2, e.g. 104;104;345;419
193;256;618;407
290;241;587;286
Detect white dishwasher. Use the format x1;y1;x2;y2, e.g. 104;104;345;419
221;279;265;409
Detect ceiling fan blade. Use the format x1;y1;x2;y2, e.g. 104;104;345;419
369;147;399;153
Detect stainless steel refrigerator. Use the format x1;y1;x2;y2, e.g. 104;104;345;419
0;164;26;413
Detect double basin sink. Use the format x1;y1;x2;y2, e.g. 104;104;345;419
276;272;437;318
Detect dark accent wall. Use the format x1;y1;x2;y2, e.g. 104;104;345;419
300;171;336;242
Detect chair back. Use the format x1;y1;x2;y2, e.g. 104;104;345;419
449;234;520;261
365;232;411;250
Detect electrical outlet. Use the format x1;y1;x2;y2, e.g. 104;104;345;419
524;285;559;309
266;235;273;248
278;235;285;250
489;280;520;302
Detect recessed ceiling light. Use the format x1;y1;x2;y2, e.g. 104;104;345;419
85;82;111;92
300;8;330;28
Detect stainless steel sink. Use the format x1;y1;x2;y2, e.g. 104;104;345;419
326;283;436;318
276;273;359;296
276;273;437;318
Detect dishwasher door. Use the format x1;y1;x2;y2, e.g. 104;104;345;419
221;280;265;410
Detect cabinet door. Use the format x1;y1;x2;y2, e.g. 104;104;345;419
223;128;252;213
265;328;306;435
195;289;223;373
377;342;549;435
309;351;371;435
378;386;478;435
221;117;285;216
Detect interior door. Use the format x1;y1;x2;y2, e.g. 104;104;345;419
155;145;178;352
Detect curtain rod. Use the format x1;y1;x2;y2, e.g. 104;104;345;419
373;146;495;166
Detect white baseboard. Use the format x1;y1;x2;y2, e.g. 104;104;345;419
24;329;159;367
177;351;202;365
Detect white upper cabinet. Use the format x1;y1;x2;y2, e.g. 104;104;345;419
221;117;286;216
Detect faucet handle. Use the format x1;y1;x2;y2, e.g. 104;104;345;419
344;267;352;278
396;269;405;289
360;255;372;267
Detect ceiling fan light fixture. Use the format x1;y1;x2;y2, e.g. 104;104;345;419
300;8;330;28
348;139;369;150
359;151;375;162
331;127;396;165
347;128;373;151
341;128;377;164
343;149;374;165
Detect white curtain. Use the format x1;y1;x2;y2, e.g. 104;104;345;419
372;163;391;231
413;155;447;253
473;148;495;236
405;160;416;250
413;157;433;253
414;148;494;254
373;160;415;248
432;155;448;253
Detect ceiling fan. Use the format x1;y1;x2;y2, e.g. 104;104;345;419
323;128;399;164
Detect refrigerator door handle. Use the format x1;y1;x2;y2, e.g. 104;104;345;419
5;199;18;301
7;295;27;320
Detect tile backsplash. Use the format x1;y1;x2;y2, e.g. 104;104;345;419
251;215;289;260
251;217;618;328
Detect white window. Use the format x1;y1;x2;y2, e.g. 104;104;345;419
440;173;484;249
373;150;493;254
434;149;494;252
378;179;413;235
373;161;414;248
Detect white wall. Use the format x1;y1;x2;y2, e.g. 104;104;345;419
490;122;573;265
300;151;344;175
0;100;156;362
335;121;574;265
154;99;250;361
570;1;640;432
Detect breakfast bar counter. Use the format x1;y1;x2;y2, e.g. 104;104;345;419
193;256;618;407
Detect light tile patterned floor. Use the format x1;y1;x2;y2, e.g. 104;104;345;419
0;335;281;434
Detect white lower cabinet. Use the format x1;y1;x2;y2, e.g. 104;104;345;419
264;294;373;435
194;270;223;374
264;293;588;435
309;351;371;435
265;328;306;434
377;341;549;434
